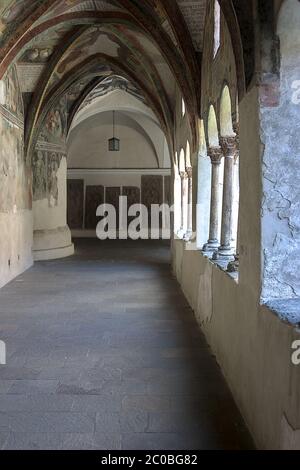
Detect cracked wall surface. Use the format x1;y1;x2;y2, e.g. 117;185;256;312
260;0;300;300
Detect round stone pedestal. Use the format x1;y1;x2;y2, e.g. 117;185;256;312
33;225;74;261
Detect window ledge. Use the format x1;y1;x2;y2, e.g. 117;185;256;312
201;251;239;283
264;298;300;325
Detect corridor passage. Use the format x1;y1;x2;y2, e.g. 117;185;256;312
0;240;253;450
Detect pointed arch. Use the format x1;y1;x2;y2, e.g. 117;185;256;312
207;105;219;147
220;85;234;136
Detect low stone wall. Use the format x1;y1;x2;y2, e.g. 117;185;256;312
173;238;300;450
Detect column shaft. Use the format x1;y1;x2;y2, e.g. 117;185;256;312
203;146;223;251
218;136;238;258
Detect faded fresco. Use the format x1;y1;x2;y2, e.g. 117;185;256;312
33;149;64;207
32;150;46;201
33;94;67;207
39;96;67;145
0;0;43;47
47;152;61;207
0;65;31;212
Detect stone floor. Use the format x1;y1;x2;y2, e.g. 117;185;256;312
0;239;254;450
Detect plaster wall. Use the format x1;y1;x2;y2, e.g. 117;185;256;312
0;65;33;287
0;210;33;288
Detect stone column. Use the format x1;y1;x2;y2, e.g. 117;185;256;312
218;136;238;260
178;171;187;237
203;146;223;252
184;166;193;241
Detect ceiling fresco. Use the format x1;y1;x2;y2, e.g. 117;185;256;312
77;75;146;114
0;0;209;158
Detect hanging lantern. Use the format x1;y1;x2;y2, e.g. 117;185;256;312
108;110;120;151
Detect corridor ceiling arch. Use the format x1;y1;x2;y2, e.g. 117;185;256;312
0;0;207;155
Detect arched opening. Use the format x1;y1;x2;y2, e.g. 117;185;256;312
197;119;211;248
220;85;234;136
186;140;191;168
182;97;186;117
204;104;224;250
66;85;171;239
207;104;219;147
219;85;239;265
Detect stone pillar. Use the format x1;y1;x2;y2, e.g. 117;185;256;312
203;146;223;252
184;166;193;241
218;136;238;260
32;152;74;261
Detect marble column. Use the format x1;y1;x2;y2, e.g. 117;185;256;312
184;166;193;241
203;146;223;252
218;136;238;259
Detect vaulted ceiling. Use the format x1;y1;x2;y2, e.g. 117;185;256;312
0;0;208;157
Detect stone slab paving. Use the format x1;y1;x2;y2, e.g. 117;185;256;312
0;239;254;450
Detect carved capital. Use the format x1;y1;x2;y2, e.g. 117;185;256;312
180;171;188;180
207;146;223;165
220;136;238;158
186;167;193;179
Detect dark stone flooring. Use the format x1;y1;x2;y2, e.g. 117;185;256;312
0;239;254;450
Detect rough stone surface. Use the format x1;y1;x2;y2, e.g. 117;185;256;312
260;3;300;300
0;239;254;450
265;298;300;325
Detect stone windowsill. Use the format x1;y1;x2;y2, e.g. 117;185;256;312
199;249;239;283
174;236;239;282
264;299;300;325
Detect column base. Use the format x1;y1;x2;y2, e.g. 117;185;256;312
202;239;220;252
218;245;235;260
33;226;74;261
